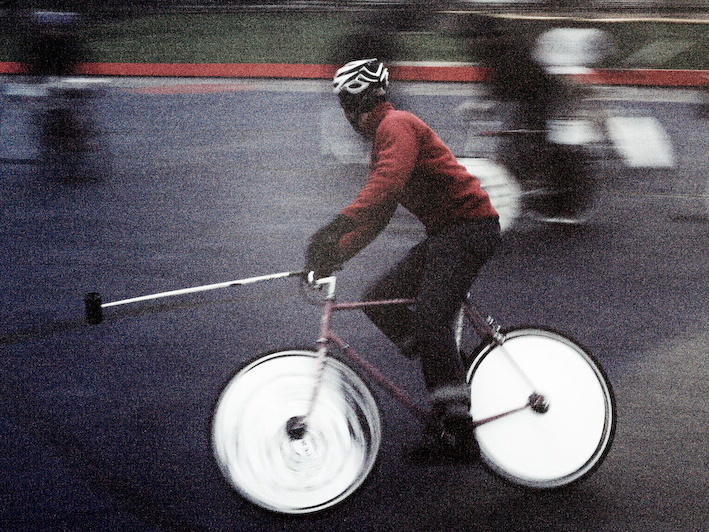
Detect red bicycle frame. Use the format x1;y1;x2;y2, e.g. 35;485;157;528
305;275;537;429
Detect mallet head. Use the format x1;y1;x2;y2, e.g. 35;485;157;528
84;292;103;324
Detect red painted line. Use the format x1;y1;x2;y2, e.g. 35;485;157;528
2;61;709;87
79;62;339;79
0;62;25;74
389;64;491;83
577;68;709;87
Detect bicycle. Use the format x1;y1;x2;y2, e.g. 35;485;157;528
207;270;616;515
457;84;602;227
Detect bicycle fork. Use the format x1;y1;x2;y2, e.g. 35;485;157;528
284;298;336;440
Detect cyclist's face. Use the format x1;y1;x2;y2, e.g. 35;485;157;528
343;108;364;133
339;94;368;136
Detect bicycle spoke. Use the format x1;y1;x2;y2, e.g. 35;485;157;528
496;342;540;393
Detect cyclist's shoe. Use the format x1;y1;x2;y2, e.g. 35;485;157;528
403;384;479;465
442;415;479;460
403;419;479;466
430;385;471;420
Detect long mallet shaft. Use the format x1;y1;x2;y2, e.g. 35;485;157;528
84;270;303;324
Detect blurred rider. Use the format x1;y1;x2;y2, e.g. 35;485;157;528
24;11;88;78
305;59;501;462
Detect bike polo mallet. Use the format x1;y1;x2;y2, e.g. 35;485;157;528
84;270;305;324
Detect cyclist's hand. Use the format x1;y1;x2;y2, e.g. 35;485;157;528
305;242;341;279
305;215;355;278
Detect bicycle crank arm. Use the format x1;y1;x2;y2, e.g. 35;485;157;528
472;394;548;428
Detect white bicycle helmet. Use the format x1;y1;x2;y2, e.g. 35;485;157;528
333;59;389;96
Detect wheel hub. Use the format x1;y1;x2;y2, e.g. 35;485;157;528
529;393;550;414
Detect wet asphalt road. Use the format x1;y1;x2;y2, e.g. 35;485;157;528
0;78;707;531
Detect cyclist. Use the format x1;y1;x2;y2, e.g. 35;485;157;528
305;59;501;463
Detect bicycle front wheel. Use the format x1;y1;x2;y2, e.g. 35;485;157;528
467;328;615;489
211;350;382;514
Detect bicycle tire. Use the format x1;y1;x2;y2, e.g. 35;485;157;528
211;349;382;514
536;144;595;219
466;327;615;489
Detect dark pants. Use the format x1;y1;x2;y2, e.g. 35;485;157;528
362;218;501;393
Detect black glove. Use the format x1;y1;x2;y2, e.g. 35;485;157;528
305;215;356;278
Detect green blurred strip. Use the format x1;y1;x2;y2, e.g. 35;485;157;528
1;12;708;70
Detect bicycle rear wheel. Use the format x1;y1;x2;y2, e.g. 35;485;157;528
211;349;382;514
466;328;615;489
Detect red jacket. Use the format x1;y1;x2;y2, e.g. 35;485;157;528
338;102;498;259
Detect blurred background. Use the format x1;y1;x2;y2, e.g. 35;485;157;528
1;0;707;218
2;1;709;68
